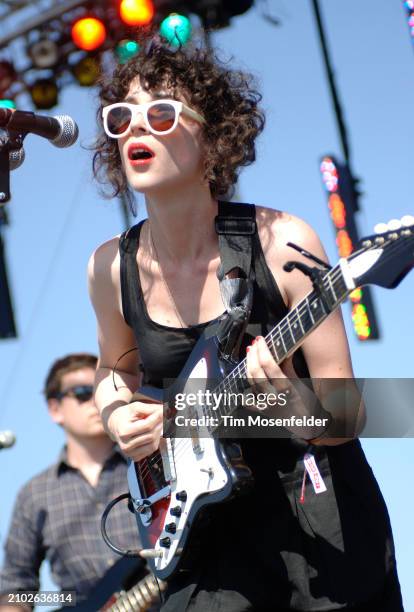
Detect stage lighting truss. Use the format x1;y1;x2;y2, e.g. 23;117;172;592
0;1;113;107
0;0;255;109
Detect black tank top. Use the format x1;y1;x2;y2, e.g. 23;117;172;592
119;210;399;610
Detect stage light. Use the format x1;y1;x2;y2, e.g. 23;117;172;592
352;304;371;340
0;99;16;110
349;288;362;303
30;78;58;109
71;17;106;52
159;13;192;47
28;39;59;69
120;0;154;26
319;155;379;340
409;13;414;36
402;2;414;41
73;56;100;86
0;61;16;96
335;229;353;257
115;40;140;64
328;193;346;229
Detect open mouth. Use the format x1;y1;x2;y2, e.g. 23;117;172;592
128;144;155;162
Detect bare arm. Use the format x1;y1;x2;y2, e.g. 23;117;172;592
88;237;163;460
253;208;365;445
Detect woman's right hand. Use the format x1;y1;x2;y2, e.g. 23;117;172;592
107;401;163;461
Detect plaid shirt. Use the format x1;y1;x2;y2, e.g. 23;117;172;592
0;446;140;603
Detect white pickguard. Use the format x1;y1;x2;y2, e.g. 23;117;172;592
131;355;230;573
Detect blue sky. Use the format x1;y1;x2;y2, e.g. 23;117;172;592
0;1;413;609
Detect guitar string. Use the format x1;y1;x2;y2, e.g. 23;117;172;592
138;234;412;481
136;235;394;477
138;262;348;476
136;261;360;477
137;232;413;476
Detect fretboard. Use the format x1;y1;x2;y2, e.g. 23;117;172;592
203;262;349;431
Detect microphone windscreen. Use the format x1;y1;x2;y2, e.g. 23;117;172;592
9;147;25;170
0;430;16;448
50;115;79;148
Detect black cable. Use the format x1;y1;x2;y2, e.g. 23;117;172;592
111;347;138;391
100;492;142;557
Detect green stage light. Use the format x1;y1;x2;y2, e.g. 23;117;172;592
0;99;16;109
115;40;140;64
159;13;192;47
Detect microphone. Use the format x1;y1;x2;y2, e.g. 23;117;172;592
9;147;25;170
0;109;79;148
0;430;16;449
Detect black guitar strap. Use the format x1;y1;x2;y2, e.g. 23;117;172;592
214;201;256;361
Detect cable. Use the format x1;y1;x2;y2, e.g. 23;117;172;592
100;492;143;557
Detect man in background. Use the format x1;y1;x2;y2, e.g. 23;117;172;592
0;353;157;610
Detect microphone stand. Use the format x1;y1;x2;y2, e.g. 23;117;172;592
0;130;25;205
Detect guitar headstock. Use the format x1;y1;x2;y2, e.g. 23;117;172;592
358;215;414;248
348;215;414;289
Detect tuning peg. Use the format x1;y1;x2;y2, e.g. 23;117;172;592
374;222;388;234
387;219;402;231
401;215;414;227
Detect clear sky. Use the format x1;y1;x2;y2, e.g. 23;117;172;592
0;1;413;610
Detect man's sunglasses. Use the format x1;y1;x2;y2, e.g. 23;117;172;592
56;385;94;403
102;99;205;139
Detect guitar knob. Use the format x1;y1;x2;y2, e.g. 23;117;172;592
170;506;182;517
176;490;187;502
165;522;177;534
159;537;171;548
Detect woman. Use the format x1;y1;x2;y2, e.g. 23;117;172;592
88;38;403;611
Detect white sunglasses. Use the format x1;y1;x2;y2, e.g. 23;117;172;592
102;99;205;139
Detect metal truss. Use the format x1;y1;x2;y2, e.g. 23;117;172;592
0;0;91;50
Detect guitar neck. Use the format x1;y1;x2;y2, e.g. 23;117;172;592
108;572;163;612
207;263;349;425
259;262;348;364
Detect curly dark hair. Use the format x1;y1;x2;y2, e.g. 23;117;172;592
92;36;265;206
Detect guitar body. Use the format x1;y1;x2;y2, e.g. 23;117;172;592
127;334;254;580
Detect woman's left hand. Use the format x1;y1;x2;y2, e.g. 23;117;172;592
245;335;296;402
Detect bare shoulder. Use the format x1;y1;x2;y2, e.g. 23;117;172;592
255;205;329;307
88;235;122;288
255;205;327;263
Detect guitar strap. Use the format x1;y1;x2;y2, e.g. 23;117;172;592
214;201;256;361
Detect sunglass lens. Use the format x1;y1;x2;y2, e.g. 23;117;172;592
107;106;132;136
73;386;93;402
148;103;176;132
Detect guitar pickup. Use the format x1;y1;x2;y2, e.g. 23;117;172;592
161;439;176;482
